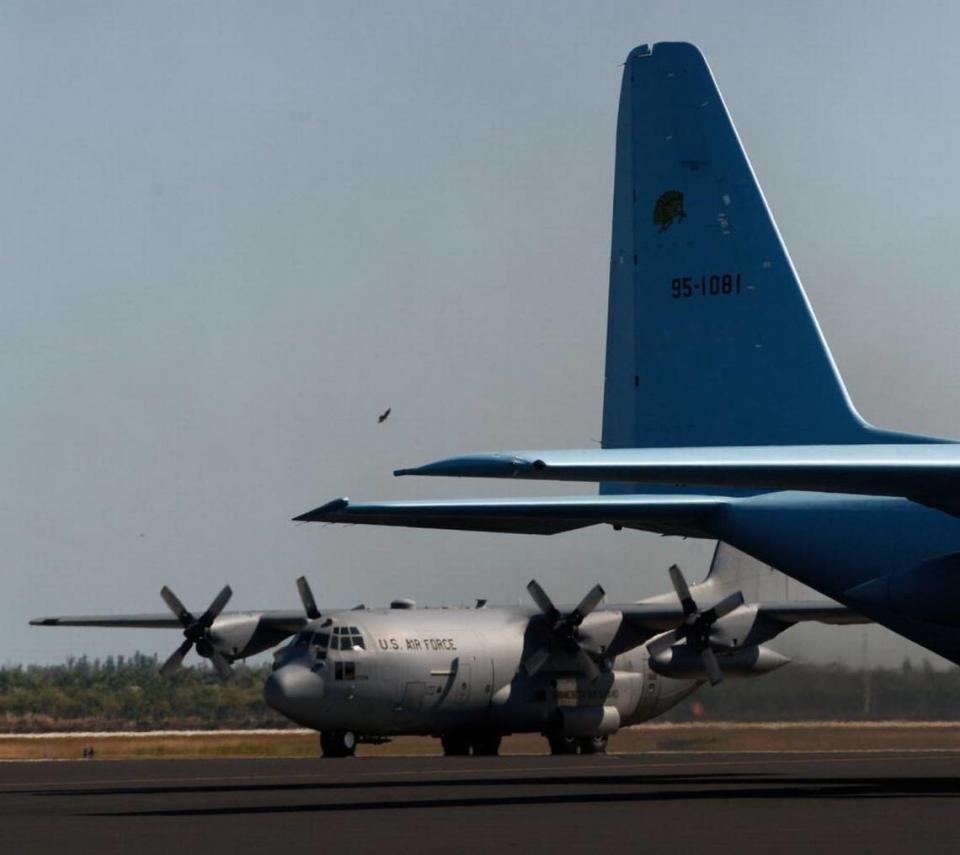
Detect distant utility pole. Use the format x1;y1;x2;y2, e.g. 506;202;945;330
861;629;873;719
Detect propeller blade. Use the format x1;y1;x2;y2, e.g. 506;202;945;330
209;650;234;680
668;564;697;616
570;584;605;625
296;576;320;619
523;645;552;676
527;579;557;619
702;591;745;623
646;628;681;655
574;648;601;681
159;638;193;677
160;586;194;627
197;585;233;629
701;646;724;686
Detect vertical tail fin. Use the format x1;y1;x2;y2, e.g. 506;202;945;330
600;43;914;455
697;542;801;603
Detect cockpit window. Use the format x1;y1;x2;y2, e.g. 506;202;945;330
314;632;330;649
327;625;366;651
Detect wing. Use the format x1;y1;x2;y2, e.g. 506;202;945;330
30;610;308;632
30;614;182;628
616;600;866;635
294;495;727;537
755;601;869;626
393;445;960;514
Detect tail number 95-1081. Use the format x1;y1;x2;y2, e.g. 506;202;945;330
671;273;742;299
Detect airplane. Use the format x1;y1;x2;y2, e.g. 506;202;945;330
296;42;960;666
30;544;866;757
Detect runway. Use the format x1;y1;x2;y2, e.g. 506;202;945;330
3;750;959;853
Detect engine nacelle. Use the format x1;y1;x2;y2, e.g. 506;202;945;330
209;614;295;660
555;704;621;737
649;644;789;680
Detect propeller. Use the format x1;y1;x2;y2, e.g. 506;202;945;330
159;585;234;680
296;576;320;619
523;579;607;680
646;564;744;686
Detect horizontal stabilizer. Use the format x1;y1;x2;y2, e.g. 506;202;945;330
395;444;960;515
293;495;727;537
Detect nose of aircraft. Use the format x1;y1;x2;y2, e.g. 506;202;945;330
264;663;324;726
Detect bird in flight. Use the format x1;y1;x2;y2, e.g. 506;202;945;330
378;407;391;424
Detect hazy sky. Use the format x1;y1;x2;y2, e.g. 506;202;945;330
5;1;960;668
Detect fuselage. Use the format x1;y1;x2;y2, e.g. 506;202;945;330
264;605;698;737
711;491;960;662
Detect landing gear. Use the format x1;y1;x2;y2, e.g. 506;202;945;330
440;732;502;756
546;733;608;755
578;735;608;755
547;733;580;755
441;733;472;756
471;733;502;756
320;729;357;758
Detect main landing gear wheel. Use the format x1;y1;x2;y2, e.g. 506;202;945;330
441;733;472;756
320;730;357;758
471;733;502;757
578;735;608;755
547;734;580;755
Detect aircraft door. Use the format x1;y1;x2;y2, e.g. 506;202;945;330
398;681;426;728
451;654;493;710
453;662;470;703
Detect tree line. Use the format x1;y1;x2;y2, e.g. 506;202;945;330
0;654;958;731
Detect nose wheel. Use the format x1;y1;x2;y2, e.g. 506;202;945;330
320;730;357;758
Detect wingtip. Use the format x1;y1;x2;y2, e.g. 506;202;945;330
293;497;350;522
30;618;57;626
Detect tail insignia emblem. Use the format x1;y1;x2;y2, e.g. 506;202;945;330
653;190;687;232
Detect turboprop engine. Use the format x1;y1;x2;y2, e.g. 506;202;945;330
645;565;744;685
159;577;320;678
644;564;792;682
648;644;789;680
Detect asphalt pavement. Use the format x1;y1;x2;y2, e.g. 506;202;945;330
3;750;958;853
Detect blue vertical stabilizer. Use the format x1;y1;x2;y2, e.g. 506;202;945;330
600;43;917;464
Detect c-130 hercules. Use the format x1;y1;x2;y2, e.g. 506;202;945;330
32;544;864;756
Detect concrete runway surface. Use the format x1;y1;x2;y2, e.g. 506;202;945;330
3;750;960;854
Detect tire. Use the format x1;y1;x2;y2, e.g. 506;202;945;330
471;733;502;757
547;733;580;755
578;735;608;755
441;733;472;756
320;730;357;758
